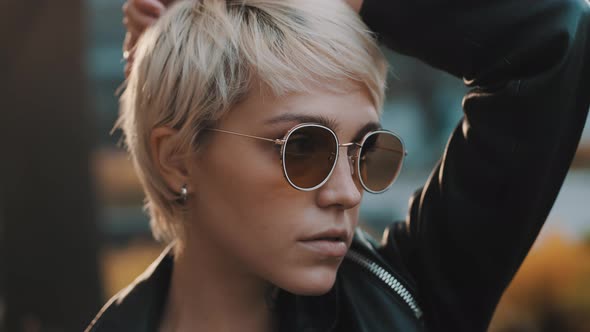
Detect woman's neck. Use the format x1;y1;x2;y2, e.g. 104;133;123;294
158;235;280;332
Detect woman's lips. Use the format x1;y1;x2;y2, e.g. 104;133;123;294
298;239;348;257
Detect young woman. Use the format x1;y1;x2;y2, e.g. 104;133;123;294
87;0;590;331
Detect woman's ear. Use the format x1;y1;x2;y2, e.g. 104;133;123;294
150;126;190;194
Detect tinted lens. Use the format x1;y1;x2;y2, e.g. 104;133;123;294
359;132;404;192
283;125;337;189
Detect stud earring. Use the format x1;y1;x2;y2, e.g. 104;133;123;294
180;184;188;203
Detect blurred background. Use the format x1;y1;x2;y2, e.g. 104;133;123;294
0;1;588;331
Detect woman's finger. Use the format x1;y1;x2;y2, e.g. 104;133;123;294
343;0;363;13
122;0;171;78
122;31;138;56
123;1;158;36
123;32;137;78
131;0;166;17
159;0;177;8
123;18;143;50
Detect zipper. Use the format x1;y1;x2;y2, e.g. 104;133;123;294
345;249;423;320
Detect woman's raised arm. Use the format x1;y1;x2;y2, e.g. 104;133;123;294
362;0;590;330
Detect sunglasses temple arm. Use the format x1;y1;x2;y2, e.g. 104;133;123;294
347;142;407;156
207;128;284;145
374;145;408;156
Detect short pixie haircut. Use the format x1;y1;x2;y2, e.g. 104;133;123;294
118;0;388;244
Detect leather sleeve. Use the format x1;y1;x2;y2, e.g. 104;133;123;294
361;0;590;331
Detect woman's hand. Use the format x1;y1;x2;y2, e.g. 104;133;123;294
121;0;363;77
122;0;175;77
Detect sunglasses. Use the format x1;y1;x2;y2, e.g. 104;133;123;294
205;123;406;193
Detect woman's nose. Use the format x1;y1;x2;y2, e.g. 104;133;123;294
316;148;362;210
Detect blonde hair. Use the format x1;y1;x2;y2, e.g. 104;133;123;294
117;0;388;244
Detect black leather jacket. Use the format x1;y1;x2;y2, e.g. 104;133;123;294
86;0;590;331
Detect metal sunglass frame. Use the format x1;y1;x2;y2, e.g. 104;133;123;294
205;123;407;194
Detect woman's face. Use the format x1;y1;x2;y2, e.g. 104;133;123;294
186;83;379;295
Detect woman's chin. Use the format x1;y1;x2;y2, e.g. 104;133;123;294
278;265;340;296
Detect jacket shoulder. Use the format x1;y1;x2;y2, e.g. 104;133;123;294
85;245;174;332
85;285;135;332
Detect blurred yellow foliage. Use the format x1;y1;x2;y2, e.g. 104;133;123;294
100;239;165;298
490;232;590;332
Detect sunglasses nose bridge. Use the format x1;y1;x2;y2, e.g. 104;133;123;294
338;142;361;175
348;155;356;176
337;143;360;176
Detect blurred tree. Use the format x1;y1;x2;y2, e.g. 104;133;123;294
0;1;103;331
490;234;590;332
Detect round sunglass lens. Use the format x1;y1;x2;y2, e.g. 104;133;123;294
359;132;404;193
283;126;337;190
